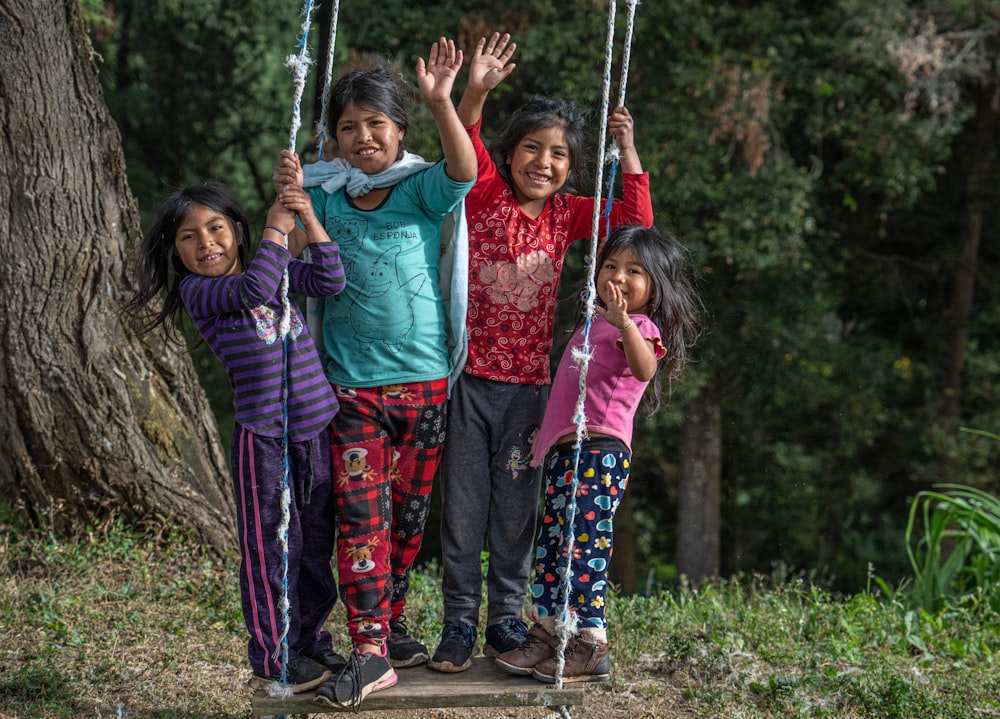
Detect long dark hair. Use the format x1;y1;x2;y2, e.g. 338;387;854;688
590;225;702;410
122;182;250;337
489;95;589;195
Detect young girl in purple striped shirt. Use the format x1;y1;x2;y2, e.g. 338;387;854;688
124;178;347;694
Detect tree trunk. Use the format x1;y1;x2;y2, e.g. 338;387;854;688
676;391;721;585
940;82;999;422
0;0;236;554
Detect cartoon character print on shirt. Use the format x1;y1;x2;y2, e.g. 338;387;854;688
349;245;427;353
338;447;375;487
325;217;368;287
251;305;303;345
480;249;555;313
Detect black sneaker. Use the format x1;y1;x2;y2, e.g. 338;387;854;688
309;648;349;673
313;648;398;710
249;654;331;695
388;615;429;668
427;622;477;673
483;616;529;657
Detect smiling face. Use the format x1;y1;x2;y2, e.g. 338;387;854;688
173;203;243;278
506;124;571;217
335;102;405;176
597;246;652;315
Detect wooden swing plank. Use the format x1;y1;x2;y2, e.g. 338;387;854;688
251;656;585;715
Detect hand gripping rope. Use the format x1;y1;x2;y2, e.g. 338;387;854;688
550;1;639;715
268;0;340;703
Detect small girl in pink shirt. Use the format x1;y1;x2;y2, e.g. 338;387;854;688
495;224;701;684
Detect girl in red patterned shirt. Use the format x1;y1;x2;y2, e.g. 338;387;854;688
430;32;654;673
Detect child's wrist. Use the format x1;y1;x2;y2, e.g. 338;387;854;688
619;319;635;333
263;225;288;241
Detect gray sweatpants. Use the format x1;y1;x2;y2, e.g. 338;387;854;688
439;373;547;627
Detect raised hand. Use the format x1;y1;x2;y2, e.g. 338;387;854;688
416;37;463;106
468;32;516;92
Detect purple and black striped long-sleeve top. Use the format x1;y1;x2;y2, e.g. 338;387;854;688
179;240;345;442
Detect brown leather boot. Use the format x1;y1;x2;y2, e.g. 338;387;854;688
531;637;611;683
494;624;561;676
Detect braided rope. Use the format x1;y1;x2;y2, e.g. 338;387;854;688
266;0;318;701
552;0;618;695
315;0;341;160
603;0;639;237
553;0;640;700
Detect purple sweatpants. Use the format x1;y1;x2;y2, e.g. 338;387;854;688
231;422;338;678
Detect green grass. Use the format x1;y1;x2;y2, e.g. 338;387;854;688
1;516;998;718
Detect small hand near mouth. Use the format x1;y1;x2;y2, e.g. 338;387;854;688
596;281;630;330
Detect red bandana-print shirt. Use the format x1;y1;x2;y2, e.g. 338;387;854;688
463;118;653;385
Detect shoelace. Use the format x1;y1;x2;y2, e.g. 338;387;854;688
443;623;473;647
391;615;411;637
333;650;364;710
494;618;527;644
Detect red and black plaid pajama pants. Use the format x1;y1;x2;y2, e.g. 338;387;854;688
330;378;447;647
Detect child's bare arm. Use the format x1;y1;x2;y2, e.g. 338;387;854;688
271;150;310;255
416;37;476;183
595;282;658;381
280;186;330;245
262;196;296;246
457;32;516;127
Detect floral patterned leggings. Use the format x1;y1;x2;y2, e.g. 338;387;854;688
530;438;631;631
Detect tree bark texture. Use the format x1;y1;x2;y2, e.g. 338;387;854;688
0;0;236;553
676;392;721;585
940;81;999;422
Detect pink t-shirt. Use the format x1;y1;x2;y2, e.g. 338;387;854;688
463;119;653;385
531;314;666;465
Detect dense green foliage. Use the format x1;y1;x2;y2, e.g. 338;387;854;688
1;517;997;717
85;0;1000;592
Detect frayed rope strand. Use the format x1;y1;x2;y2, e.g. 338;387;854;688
273;0;318;701
552;0;619;703
315;0;341;160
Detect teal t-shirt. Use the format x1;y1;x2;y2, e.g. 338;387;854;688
309;161;472;387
